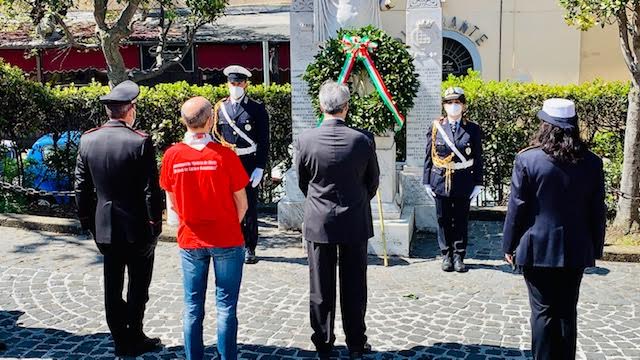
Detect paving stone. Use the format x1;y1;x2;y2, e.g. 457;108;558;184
0;219;638;359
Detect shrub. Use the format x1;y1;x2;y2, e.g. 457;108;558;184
0;61;291;206
443;71;628;204
591;131;624;218
0;62;629;213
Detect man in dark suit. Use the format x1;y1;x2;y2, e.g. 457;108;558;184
75;80;163;357
296;80;380;360
503;98;606;360
423;87;483;272
213;65;270;264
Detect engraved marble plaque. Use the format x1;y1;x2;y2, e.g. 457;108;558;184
290;3;318;140
405;4;442;167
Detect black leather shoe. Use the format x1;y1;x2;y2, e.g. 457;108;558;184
453;255;467;273
141;335;161;347
114;344;130;357
349;343;372;359
125;336;162;357
245;249;258;264
441;256;454;272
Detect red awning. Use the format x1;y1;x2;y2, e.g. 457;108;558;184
0;49;37;72
196;43;263;71
42;45;140;73
276;43;290;71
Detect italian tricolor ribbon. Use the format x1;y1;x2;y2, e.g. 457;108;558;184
318;35;405;131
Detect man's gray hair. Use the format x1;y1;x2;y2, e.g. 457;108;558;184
181;97;213;129
319;80;350;115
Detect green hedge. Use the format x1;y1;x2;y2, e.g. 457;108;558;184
0;62;628;211
442;72;627;206
0;60;291;205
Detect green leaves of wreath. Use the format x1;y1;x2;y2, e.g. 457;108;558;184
303;26;420;135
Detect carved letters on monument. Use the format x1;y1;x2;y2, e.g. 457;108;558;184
290;0;318;139
291;0;313;12
407;0;439;8
405;4;442;167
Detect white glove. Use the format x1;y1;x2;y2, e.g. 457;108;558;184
424;185;436;198
470;185;483;200
380;0;394;10
250;168;264;188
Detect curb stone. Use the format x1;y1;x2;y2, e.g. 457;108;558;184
1;212;638;263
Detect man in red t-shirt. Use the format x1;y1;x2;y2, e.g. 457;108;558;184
160;96;249;360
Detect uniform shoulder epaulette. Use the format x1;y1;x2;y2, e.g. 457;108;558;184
83;127;100;135
518;145;540;154
127;128;148;138
252;98;263;105
214;97;228;108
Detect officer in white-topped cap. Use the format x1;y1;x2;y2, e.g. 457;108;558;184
503;98;606;360
213;65;270;264
423;86;484;273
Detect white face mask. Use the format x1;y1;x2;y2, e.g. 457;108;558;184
229;85;245;100
444;103;463;117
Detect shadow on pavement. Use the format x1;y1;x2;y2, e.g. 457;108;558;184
8;227;103;267
0;310;534;359
410;222;612;277
0;310;113;360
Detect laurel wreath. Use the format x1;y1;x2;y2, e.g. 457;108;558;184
303;26;420;135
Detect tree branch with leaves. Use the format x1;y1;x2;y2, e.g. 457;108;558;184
0;0;227;86
561;0;640;234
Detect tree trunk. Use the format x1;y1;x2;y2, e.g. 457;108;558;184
99;31;129;86
613;85;640;233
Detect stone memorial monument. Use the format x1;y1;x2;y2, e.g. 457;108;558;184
279;0;443;257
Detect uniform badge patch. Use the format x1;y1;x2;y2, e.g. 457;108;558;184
245;124;252;131
465;147;471;155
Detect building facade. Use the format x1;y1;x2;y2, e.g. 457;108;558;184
0;0;630;85
379;0;629;84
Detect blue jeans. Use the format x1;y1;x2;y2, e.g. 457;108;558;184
180;246;244;360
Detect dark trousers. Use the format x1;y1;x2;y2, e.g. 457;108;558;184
243;184;259;252
99;244;155;348
435;196;470;258
240;156;259;252
307;241;368;353
523;267;584;360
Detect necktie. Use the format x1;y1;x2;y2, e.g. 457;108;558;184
450;121;457;134
233;102;240;113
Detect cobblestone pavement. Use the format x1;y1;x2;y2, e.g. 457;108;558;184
0;218;639;360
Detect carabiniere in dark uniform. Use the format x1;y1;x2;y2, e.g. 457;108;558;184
423;87;483;273
74;80;163;357
213;65;270;264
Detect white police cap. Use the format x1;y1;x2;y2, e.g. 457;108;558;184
537;98;578;130
224;65;252;82
443;87;465;102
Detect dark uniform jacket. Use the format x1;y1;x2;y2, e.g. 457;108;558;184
216;96;270;171
74;120;163;247
295;118;380;244
423;117;483;198
502;147;606;268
